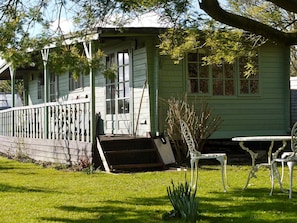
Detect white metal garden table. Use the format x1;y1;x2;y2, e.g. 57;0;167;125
232;136;291;192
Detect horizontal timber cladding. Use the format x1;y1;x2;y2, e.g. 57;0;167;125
0;136;92;165
157;43;290;139
132;47;151;136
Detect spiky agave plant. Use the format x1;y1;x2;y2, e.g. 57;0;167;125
166;180;199;223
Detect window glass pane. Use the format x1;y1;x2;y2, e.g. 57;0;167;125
225;64;234;78
124;53;129;64
199;65;208;78
188;63;197;77
124;99;129;113
189;79;198;93
111;85;115;99
106;85;115;99
125;82;129;97
106;101;111;114
106;100;115;114
250;80;259;94
118;67;123;82
200;80;209;93
124;66;129;80
188;53;197;62
213;80;223;95
118;53;123;66
225;80;234;95
106;86;111;99
111;100;115;114
212;64;223;78
240;80;249;94
118;83;124;98
118;99;124;114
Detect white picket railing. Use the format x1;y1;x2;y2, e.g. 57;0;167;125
0;99;91;142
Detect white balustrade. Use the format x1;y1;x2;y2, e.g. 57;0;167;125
0;99;91;142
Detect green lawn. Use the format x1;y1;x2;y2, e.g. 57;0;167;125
0;156;297;223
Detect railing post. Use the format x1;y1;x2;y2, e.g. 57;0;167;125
83;41;95;143
41;49;50;139
9;66;15;137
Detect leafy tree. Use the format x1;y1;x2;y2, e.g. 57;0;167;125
200;0;297;45
0;0;296;75
199;0;297;75
0;80;24;103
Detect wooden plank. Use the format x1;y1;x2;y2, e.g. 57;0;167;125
111;163;164;170
153;137;175;165
96;137;110;173
104;149;155;154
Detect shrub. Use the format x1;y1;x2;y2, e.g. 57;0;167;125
164;95;222;163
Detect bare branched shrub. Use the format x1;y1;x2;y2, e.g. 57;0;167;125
164;95;223;164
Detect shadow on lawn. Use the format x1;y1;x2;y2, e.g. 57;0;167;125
198;187;297;223
39;196;169;223
37;186;297;223
0;183;59;193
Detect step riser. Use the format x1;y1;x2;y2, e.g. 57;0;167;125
98;137;164;172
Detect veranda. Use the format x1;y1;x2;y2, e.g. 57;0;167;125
0;99;93;164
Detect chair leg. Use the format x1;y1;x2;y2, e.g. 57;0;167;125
190;158;199;190
288;161;295;199
281;160;285;182
216;156;227;192
194;159;199;189
224;155;229;187
190;158;195;189
270;162;275;196
270;162;286;196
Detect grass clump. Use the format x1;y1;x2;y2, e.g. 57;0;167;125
164;180;199;222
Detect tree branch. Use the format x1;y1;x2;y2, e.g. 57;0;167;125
267;0;297;13
199;0;297;45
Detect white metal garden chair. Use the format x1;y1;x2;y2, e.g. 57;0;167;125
179;119;228;192
271;122;297;199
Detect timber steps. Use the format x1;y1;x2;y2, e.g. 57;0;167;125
97;136;165;172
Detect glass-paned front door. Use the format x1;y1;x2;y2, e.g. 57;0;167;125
105;50;130;134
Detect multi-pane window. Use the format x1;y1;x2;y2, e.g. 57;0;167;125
117;51;130;114
188;53;209;94
105;50;130;115
239;57;259;95
212;63;235;96
69;72;83;91
187;51;259;96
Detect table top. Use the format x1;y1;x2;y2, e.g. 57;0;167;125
232;136;291;142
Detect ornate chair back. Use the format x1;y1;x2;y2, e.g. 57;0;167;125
180;119;201;156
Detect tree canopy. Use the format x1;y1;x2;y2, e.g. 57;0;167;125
0;0;296;75
200;0;297;45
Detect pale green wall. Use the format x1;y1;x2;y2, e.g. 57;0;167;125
27;71;89;104
156;43;291;139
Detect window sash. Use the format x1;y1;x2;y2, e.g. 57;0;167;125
187;52;259;96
